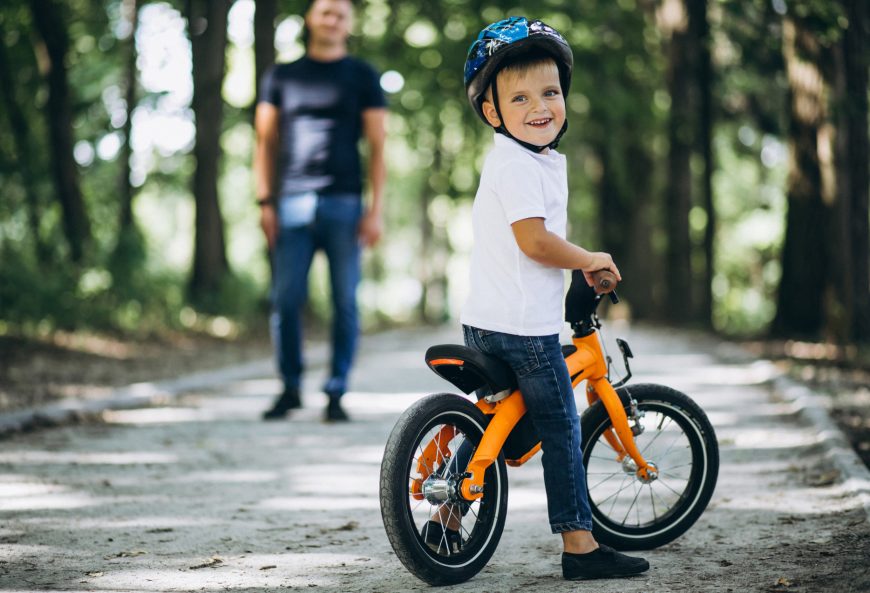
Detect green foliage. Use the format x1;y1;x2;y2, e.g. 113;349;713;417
0;227;264;336
0;0;864;341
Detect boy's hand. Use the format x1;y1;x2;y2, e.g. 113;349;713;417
581;252;621;287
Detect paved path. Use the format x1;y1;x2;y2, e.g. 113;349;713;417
1;324;868;592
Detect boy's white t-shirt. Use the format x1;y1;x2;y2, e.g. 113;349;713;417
461;133;568;337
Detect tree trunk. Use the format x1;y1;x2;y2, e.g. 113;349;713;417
663;0;696;323
624;144;658;319
840;0;870;342
28;0;90;263
253;0;277;105
0;19;48;263
187;0;231;300
596;142;656;319
771;17;829;338
418;145;441;324
117;0;139;234
831;41;853;342
690;0;715;327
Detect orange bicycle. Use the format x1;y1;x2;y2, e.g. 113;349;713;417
379;271;719;585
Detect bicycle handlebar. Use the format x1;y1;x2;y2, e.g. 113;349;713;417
565;270;619;327
591;270;616;294
591;270;620;304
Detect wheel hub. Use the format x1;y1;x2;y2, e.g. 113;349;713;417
637;461;659;484
422;477;456;504
621;456;638;475
621;458;658;484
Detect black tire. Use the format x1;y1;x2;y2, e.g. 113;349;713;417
580;383;719;550
380;393;508;586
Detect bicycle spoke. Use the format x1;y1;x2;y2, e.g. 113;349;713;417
660;462;693;472
638;415;672;455
590;454;621;462
409;496;427;514
416;440;434;477
602;475;632;515
620;479;643;525
434;429;445;468
653;476;685;498
588;471;623;491
460;504;477;532
635;481;642;526
654;431;688;464
650;482;674;511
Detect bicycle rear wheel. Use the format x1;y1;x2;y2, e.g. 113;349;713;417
581;383;719;550
380;393;508;586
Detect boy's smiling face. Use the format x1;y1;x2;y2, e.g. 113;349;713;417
482;59;566;150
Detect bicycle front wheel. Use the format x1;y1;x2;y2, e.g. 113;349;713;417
581;383;719;550
380;393;508;586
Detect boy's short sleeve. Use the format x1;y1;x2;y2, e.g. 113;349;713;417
494;158;547;224
258;65;281;106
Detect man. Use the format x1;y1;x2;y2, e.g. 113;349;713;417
254;0;387;422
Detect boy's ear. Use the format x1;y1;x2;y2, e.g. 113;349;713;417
481;99;502;128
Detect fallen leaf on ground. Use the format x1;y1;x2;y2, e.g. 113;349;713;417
808;470;840;487
104;550;147;559
260;565;277;570
189;557;223;570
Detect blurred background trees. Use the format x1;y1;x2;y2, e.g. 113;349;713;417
0;0;867;348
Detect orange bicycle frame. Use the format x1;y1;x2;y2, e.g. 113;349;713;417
446;329;654;502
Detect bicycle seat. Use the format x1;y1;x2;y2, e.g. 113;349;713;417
425;345;517;400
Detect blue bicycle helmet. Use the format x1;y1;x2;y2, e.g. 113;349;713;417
464;17;574;152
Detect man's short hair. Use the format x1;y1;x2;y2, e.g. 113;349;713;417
303;0;356;11
301;0;357;47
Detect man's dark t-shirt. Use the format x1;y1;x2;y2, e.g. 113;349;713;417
259;56;386;197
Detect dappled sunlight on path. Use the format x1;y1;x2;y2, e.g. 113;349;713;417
1;325;867;592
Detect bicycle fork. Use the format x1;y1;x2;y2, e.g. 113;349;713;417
567;332;657;484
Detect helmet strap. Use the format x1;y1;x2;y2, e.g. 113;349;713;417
489;79;568;153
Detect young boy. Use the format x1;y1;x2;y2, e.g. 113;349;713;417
460;17;649;580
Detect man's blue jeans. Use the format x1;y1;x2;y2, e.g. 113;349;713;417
271;193;362;398
462;325;594;533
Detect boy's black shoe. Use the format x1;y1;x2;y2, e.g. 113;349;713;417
262;387;301;420
324;397;350;422
421;521;462;553
562;545;649;580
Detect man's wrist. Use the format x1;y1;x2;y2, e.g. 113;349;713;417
366;197;384;216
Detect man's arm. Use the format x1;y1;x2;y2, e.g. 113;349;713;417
511;217;621;285
359;107;387;247
254;102;281;249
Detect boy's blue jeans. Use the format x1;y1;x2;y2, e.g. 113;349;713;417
462;324;594;533
271;192;362;398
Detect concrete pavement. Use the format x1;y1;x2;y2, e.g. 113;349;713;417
1;324;868;592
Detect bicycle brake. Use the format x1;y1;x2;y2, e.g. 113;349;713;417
624;388;645;436
610;338;634;389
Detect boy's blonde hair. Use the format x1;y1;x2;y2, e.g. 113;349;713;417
484;54;560;103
